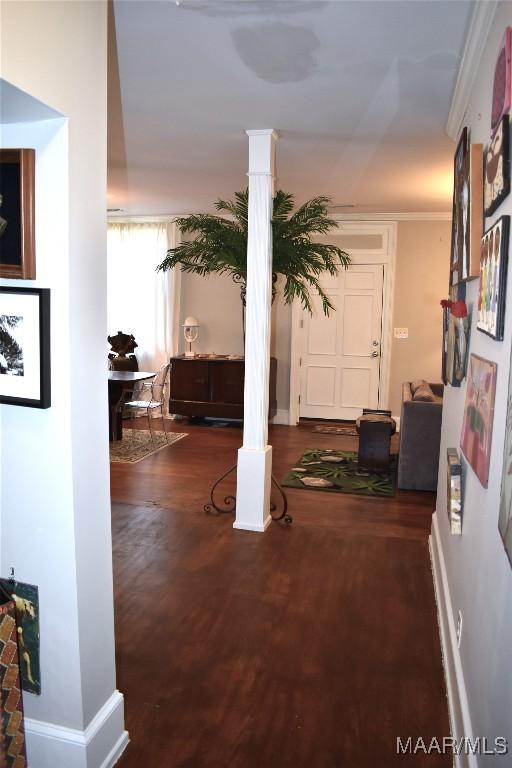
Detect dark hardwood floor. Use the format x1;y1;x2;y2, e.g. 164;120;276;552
112;421;450;767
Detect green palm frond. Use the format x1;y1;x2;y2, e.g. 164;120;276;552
157;188;351;315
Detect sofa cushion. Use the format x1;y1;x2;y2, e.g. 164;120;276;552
411;378;428;394
413;383;436;402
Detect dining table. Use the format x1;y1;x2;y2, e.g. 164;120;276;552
108;370;155;441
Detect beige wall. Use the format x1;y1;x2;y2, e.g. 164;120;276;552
389;220;450;417
179;271;293;418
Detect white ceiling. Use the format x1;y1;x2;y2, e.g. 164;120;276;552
109;0;474;216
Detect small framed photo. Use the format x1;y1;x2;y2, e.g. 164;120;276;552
450;127;468;285
478;216;509;340
0;287;51;408
484;115;510;216
0;149;36;279
447;448;463;535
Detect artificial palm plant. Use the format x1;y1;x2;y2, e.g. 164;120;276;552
157;189;350;334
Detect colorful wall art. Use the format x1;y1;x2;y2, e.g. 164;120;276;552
499;344;512;568
460;354;498;488
0;579;40;695
478;216;509;340
484;115;510;216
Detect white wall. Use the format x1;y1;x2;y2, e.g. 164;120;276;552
0;2;127;766
433;1;512;760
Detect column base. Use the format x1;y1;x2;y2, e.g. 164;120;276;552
234;445;272;532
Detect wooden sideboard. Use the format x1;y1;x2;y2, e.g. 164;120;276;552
169;356;277;420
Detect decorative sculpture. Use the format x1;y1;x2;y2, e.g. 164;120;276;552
107;331;139;372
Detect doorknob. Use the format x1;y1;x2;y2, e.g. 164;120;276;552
372;340;380;347
371;351;379;358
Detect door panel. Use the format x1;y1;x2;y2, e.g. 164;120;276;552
306;366;337;406
342;294;373;356
307;294;338;355
299;264;384;421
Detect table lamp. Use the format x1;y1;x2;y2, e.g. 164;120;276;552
183;316;199;357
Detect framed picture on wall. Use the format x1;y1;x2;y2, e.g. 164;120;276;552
442;284;469;386
499;343;512;567
477;216;509;340
484;115;510;216
0;287;51;408
491;27;512;137
450;127;468;286
0;149;36;279
447;448;463;535
460;144;484;281
460;354;497;488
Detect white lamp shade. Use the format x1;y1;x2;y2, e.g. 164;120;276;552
182;316;199;328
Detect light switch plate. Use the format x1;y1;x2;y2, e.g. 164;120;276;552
394;327;409;339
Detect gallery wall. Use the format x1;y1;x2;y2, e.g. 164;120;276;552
433;1;512;757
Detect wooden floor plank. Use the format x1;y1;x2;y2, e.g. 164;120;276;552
112;422;449;767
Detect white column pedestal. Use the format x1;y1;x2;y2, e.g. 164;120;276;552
234;446;273;532
234;128;277;533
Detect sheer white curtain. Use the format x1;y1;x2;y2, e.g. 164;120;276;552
107;221;181;373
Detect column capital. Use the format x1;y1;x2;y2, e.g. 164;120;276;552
245;129;278;176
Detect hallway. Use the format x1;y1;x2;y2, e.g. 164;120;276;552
112;424;449;767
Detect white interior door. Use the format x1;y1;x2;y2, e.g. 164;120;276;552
299;264;384;421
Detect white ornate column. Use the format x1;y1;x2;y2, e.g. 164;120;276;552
234;129;277;532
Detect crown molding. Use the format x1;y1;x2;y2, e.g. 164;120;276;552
107;211;451;223
331;212;451;222
446;0;499;140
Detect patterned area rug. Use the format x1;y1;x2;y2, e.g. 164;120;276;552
282;449;397;497
312;424;358;436
110;430;187;464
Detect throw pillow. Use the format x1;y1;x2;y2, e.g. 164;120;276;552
411;378;428;394
413;383;436;402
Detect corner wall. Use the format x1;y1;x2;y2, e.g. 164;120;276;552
0;2;127;766
432;1;512;760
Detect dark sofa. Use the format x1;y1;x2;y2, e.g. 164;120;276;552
397;382;444;492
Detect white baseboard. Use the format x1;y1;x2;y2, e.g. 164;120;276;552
25;690;129;768
272;409;290;425
429;513;476;768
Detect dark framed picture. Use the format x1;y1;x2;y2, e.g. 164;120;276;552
484;115;510;216
447;448;463;535
0;287;51;408
442;284;469;386
450;127;468;286
491;27;512;137
478;216;509;340
0;149;36;279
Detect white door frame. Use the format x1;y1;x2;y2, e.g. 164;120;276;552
289;221;397;425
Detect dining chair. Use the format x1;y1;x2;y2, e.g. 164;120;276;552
122;363;171;443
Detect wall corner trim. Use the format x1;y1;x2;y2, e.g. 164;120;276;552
446;0;499;140
24;690;129;768
273;409;290;426
429;513;477;768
